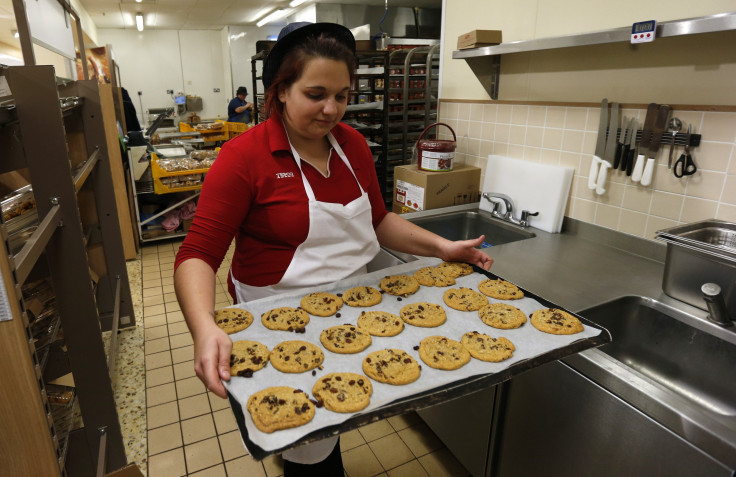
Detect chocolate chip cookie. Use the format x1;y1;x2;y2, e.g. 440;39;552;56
443;287;489;311
246;386;314;433
478;278;524;300
418;335;471;370
413;266;456;287
478;303;527;329
229;340;269;377
437;261;473;278
400;302;447;328
362;349;421;385
530;308;584;335
215;308;253;334
300;292;344;317
261;307;310;332
357;310;404;337
379;274;420;297
311;372;373;413
320;324;372;354
270;340;324;373
342;286;383;307
460;331;515;362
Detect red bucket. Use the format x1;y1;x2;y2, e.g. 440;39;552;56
416;123;456;172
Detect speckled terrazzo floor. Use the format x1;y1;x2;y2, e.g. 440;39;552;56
114;239;469;477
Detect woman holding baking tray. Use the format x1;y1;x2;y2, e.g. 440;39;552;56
174;22;493;475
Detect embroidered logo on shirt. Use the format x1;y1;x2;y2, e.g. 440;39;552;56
276;172;295;179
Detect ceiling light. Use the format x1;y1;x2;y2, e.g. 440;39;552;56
12;30;19;38
136;0;142;3
289;0;308;7
256;9;287;27
136;13;144;31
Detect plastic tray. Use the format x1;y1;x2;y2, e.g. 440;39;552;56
150;153;209;195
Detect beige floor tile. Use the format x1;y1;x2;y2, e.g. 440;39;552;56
218;430;247;461
146;350;172;370
387;412;420;432
189;463;227;477
167;321;189;336
213;408;238;435
184;437;223;474
398;423;443;458
148;422;183;456
144;313;167;329
145;304;167;317
162;281;175;291
165;301;181;313
142;269;161;280
359;419;395;442
159;254;176;265
171;345;194;364
418;448;468;477
146;366;174;388
147;447;186;477
342;444;384;477
340;429;366;452
160;263;175;273
164;292;178;303
368;433;415;471
169;332;193;349
179;393;212;420
176;376;206;399
173;360;196;381
181;413;217;445
143;287;163;298
145;337;170;355
147;401;180;429
225;455;266;477
147;382;177;407
214;301;231;309
145;324;168;341
142;278;163;289
167;310;185;323
262;453;284;477
208;392;230;411
388;459;429;477
161;276;174;286
144;295;165;307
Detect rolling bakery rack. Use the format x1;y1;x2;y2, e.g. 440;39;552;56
0;65;134;476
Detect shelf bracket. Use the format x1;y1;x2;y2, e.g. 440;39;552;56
463;55;501;100
13;203;62;284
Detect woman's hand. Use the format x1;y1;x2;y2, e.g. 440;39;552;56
440;235;494;270
192;321;232;399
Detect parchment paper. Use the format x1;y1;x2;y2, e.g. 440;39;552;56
224;258;603;452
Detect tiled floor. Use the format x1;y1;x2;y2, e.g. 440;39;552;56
126;239;470;476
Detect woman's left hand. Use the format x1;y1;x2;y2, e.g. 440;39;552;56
441;235;494;270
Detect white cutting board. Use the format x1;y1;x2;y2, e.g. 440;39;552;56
481;155;574;233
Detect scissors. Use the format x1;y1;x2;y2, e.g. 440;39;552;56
674;124;697;178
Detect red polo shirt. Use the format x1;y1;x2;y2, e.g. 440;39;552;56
174;113;388;292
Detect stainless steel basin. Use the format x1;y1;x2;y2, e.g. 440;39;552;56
579;296;736;421
405;209;535;247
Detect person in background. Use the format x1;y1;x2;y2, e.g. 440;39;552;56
121;87;141;132
227;86;253;123
174;22;493;476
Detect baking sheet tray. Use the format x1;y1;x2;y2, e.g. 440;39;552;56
223;258;611;460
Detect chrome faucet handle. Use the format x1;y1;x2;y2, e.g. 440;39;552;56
507;210;539;227
482;192;514;219
701;283;734;327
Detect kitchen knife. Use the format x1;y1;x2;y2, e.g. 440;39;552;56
641;104;671;186
632;103;659;182
595;102;619;195
588;99;608;190
625;121;639;176
612;115;627;170
619;117;636;171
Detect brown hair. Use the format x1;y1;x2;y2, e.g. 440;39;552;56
264;34;356;118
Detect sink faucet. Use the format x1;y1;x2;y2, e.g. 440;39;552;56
482;192;539;228
701;283;734;327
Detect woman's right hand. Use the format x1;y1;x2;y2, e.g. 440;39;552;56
192;322;232;399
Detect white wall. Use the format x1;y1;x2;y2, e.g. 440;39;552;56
97;28;230;124
227;25;283;101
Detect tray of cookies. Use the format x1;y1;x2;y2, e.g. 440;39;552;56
221;258;611;459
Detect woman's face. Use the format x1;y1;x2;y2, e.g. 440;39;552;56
279;57;350;143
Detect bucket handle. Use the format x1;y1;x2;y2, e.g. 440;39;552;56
417;122;456;143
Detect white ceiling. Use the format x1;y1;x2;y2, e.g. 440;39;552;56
0;0;441;59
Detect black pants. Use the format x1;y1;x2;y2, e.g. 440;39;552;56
283;437;344;477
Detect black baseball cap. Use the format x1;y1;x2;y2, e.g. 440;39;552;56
262;22;356;90
236;86;247;96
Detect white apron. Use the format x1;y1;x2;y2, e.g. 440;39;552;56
231;131;379;463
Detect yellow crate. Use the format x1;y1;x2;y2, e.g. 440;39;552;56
179;122;228;142
151;153;210;195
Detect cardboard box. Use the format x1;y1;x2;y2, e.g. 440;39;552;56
393;164;481;213
457;30;503;49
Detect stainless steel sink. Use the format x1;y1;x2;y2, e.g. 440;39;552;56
405;209;535;247
581;296;736;419
572;296;736;465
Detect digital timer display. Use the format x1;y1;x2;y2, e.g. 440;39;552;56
631;20;656;44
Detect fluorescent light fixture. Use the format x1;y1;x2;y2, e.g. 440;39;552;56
136;13;144;31
289;0;308;7
256;9;287;27
136;0;142;3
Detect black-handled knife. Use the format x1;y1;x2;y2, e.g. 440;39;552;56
620;118;636;172
625;128;637;176
613;116;627;170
